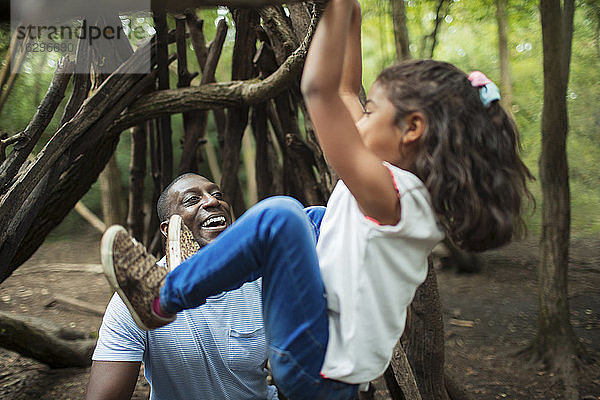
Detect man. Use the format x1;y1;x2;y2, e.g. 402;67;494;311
86;173;277;400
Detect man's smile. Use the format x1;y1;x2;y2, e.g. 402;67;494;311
201;213;228;230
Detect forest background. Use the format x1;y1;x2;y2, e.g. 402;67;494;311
0;0;598;241
0;0;598;398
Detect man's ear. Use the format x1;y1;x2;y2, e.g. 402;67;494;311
160;221;169;238
400;111;426;144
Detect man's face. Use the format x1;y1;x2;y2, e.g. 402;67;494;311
161;175;232;247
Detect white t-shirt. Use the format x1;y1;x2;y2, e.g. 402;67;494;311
317;162;444;384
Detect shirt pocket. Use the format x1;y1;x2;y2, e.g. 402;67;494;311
227;326;268;372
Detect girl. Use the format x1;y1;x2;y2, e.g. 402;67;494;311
101;1;532;399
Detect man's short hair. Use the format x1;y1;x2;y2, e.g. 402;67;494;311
157;173;200;222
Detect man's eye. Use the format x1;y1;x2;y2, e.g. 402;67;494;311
212;192;224;200
184;196;199;204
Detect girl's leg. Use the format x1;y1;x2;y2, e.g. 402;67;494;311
304;205;327;242
159;197;321;314
159;197;356;399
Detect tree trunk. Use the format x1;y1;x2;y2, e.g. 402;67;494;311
533;0;583;398
242;128;258;205
220;8;258;216
178;13;228;176
391;0;411;61
419;0;450;59
401;260;450;400
127;124;148;241
384;346;422;400
495;0;513;110
99;155;125;226
176;14;202;174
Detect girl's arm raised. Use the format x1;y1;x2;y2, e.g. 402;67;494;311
339;0;364;123
301;0;401;225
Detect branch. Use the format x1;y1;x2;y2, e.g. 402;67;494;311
0;42;151;245
0;57;74;194
185;9;209;71
178;16;228;174
60;32;92;125
127;124;147;241
428;0;449;58
50;294;106;317
0;311;96;368
74;201;106;233
0;70;155;281
258;5;299;63
112;9;315;131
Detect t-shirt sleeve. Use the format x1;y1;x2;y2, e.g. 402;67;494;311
364;163;444;242
92;293;146;362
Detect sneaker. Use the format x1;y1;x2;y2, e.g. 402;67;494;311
166;214;200;271
101;225;176;331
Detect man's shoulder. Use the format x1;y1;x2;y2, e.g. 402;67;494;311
102;293;144;332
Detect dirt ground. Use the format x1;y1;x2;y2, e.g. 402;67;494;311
0;229;598;400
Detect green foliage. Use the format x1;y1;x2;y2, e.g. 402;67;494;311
0;2;598;241
358;0;599;239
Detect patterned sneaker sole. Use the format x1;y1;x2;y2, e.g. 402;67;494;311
101;225;174;331
166;215;183;271
167;214;200;271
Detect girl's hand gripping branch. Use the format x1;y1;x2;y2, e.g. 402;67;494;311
301;0;403;225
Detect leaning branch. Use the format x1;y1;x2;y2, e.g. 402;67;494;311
0;42;151;244
0;57;74;195
0;311;96;368
112;11;313;131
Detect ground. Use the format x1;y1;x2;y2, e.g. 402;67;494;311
0;229;598;399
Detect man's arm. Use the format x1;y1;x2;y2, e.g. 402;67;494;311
86;360;141;400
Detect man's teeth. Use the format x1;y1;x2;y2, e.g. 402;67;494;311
202;216;226;228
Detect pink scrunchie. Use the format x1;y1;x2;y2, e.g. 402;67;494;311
467;71;492;87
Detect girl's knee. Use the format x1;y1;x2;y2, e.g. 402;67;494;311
251;196;311;234
255;196;304;219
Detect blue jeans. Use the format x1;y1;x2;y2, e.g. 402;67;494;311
160;197;358;400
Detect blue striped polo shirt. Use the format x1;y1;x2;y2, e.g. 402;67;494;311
93;264;277;400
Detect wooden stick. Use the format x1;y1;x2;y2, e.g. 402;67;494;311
50;294;106;317
0;35;31;113
74;201;106;233
0;28;19;92
14;263;103;275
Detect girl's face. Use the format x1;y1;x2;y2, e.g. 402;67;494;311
357;83;403;165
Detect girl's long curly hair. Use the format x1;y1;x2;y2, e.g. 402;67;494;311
376;59;533;252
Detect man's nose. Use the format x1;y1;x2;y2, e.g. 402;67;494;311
202;194;220;208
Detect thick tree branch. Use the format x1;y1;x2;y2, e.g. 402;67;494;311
0;44;152;247
1;73;156;281
112;10;313;131
0;58;74;195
